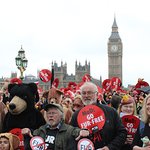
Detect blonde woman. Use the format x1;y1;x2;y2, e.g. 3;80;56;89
118;95;137;150
132;94;150;150
118;95;137;117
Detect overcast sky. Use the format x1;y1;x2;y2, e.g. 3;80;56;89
0;0;150;87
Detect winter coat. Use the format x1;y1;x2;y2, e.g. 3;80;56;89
33;121;81;150
70;103;127;150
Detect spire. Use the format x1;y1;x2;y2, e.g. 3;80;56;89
112;16;118;29
109;16;120;40
85;60;87;66
75;60;77;68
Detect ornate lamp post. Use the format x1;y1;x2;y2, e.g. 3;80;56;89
15;46;28;80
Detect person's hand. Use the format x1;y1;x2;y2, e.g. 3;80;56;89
21;128;33;137
97;146;109;150
125;136;133;144
75;129;90;140
141;146;150;150
148;141;150;146
145;141;150;147
133;145;150;150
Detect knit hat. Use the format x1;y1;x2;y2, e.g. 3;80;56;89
0;133;20;150
121;95;134;105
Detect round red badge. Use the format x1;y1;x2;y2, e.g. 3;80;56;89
30;136;45;150
122;115;140;138
77;138;94;150
39;69;52;82
77;105;105;134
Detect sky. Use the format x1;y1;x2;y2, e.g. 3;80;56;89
0;0;150;87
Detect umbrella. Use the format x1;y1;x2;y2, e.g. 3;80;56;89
137;86;150;94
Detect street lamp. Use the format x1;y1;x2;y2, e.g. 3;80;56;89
15;46;28;80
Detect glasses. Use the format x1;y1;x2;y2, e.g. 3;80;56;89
81;91;97;96
73;104;82;108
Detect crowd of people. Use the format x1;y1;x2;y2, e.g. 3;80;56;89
0;78;150;150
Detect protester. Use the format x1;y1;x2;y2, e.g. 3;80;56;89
1;79;10;105
70;82;127;150
110;94;121;110
118;95;137;150
62;97;73;109
132;94;150;149
0;101;8;133
72;94;84;112
40;87;73;124
0;133;20;150
118;94;137;117
22;103;89;150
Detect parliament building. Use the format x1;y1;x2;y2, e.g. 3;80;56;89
0;17;122;90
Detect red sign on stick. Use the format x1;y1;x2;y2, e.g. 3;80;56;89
39;69;52;83
111;77;122;91
122;115;140;138
77;105;105;134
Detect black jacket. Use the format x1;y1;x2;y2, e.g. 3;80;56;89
70;103;127;150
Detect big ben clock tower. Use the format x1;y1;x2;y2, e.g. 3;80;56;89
108;17;123;82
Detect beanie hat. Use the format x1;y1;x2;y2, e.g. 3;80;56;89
121;95;134;105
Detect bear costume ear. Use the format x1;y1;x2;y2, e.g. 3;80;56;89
28;83;38;95
8;84;17;93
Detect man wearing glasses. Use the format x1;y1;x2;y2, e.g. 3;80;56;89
70;82;127;150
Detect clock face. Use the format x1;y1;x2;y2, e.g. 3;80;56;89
111;45;118;52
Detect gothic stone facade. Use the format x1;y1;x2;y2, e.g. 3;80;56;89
52;61;90;88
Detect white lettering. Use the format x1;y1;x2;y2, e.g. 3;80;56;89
87;114;94;120
91;116;104;124
45;136;55;144
80;121;91;128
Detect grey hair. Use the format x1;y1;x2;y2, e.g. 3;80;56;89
80;82;98;92
56;108;64;120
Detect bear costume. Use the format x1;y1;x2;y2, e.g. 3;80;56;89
2;83;46;149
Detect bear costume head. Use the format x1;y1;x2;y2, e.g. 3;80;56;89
3;83;45;132
8;83;37;114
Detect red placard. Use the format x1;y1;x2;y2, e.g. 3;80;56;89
111;77;122;91
122;115;140;138
9;128;24;150
77;138;94;150
102;79;111;92
77;105;105;134
39;69;52;83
